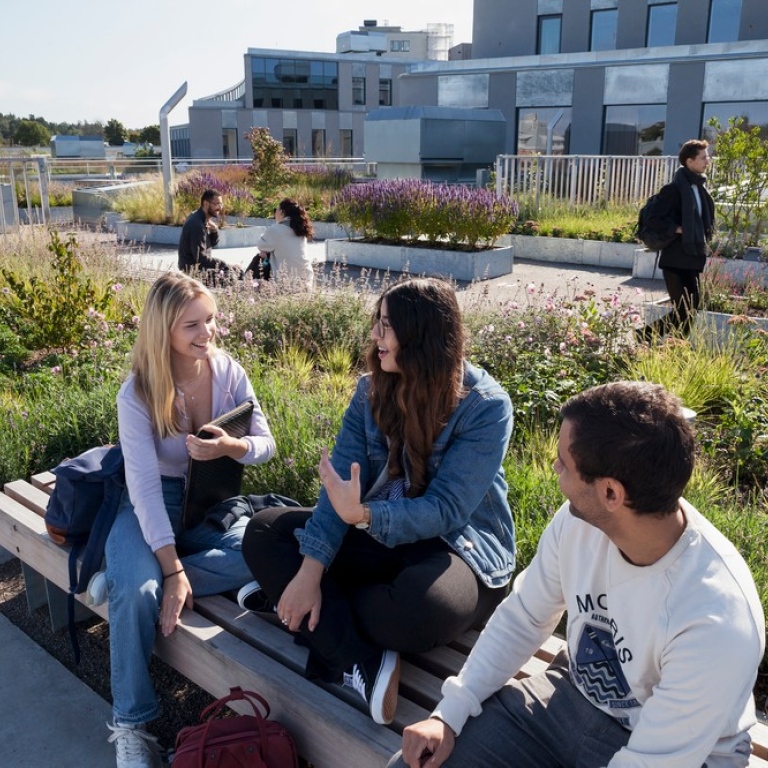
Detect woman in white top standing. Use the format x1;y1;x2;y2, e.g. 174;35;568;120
246;198;315;289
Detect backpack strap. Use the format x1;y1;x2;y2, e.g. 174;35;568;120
66;542;86;664
67;476;124;664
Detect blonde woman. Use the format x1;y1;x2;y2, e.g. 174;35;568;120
101;273;275;767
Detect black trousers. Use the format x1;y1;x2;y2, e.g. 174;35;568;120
242;507;506;682
642;267;701;340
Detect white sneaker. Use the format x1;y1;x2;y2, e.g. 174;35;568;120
86;570;108;606
107;721;163;768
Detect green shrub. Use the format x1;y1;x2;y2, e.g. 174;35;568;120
0;231;117;353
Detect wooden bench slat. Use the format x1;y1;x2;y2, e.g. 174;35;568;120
3;478;50;516
30;471;56;493
752;722;768;761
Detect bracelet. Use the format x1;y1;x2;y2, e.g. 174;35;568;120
163;567;185;579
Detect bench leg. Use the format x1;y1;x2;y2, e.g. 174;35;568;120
21;562;48;612
20;563;94;631
44;579;94;632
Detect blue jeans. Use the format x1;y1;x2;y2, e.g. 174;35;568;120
105;477;252;724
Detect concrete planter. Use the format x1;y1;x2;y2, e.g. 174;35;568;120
644;299;768;342
115;219;266;247
13;205;74;226
326;238;514;282
73;182;152;228
707;257;768;288
633;249;662;280
633;252;768;288
499;234;638;269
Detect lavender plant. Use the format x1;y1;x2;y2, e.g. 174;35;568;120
334;179;517;249
175;169;255;219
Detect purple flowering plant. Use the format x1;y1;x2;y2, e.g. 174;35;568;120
334;179;517;250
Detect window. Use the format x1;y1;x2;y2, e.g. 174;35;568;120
590;9;618;52
390;40;410;52
352;76;366;106
379;79;392;106
647;3;677;47
516;107;572;155
340;129;353;157
222;128;237;159
251;56;338;110
282;129;297;156
708;0;741;43
312;129;326;157
538;15;562;55
702;101;768;146
603;105;666;155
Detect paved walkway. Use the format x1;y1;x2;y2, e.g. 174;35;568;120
124;240;668;308
0;547;115;767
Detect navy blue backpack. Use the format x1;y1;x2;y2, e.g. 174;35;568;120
44;443;125;661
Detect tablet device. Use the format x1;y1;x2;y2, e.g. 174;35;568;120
183;400;255;530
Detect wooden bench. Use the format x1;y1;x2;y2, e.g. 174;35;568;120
1;473;767;767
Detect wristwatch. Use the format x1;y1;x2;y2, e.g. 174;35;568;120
355;503;371;530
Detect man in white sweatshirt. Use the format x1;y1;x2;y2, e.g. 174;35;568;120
391;381;765;768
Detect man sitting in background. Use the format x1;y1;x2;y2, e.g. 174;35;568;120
178;189;239;282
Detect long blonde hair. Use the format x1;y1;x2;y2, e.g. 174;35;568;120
131;273;218;438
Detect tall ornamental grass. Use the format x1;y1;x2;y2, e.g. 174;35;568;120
334;179;517;249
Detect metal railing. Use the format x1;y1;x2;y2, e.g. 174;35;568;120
194;80;246;104
0;156;50;232
495;154;680;208
0;155;368;232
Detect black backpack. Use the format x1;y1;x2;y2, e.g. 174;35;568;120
45;443;125;661
636;190;677;252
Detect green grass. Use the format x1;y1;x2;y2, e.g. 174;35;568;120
514;197;639;242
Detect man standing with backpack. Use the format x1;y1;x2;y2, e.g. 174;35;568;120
639;139;715;341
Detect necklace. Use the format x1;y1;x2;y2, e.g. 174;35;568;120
175;364;210;402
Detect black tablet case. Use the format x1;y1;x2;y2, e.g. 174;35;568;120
183;400;254;530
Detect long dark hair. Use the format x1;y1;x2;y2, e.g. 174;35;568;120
278;198;313;239
366;278;466;496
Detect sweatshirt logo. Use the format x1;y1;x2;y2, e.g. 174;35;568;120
572;623;632;705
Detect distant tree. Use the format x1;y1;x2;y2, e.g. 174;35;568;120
127;129;140;144
14;119;51;147
139;124;160;145
104;118;126;146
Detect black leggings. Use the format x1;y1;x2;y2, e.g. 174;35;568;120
242;507;506;682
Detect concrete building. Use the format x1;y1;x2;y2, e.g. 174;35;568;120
397;0;768;156
181;20;454;161
336;19;454;61
185;50;412;160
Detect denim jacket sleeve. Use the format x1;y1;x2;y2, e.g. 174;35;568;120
297;364;514;579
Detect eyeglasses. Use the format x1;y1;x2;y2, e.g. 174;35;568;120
372;318;393;336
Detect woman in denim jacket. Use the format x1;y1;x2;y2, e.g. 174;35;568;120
241;278;515;726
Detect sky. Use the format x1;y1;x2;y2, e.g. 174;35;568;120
1;0;473;130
